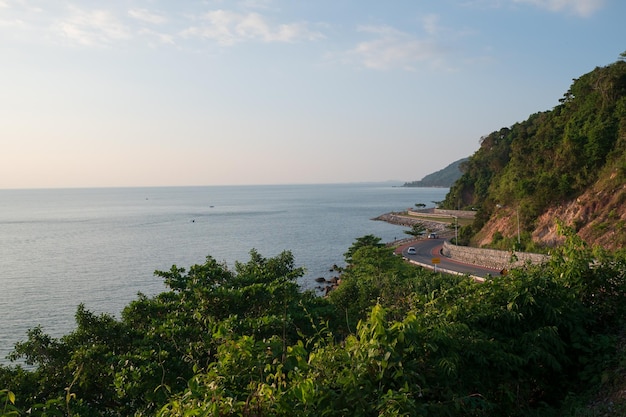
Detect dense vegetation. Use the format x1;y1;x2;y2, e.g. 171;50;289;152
2;228;626;416
442;56;626;249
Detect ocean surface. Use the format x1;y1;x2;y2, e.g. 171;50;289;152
0;184;448;363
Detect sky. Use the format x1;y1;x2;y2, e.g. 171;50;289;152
1;0;624;189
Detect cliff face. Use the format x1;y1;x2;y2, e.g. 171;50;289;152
533;167;626;251
443;58;626;251
474;166;626;251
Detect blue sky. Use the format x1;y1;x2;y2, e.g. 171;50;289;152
1;0;624;188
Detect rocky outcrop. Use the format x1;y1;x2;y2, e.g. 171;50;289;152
372;212;450;234
474;169;626;251
533;181;626;251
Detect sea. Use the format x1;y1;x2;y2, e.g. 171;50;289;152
0;184;448;363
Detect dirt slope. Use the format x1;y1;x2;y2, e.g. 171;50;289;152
475;167;626;251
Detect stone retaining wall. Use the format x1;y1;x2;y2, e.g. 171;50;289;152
442;241;549;270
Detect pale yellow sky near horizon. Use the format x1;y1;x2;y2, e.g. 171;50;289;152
2;0;623;189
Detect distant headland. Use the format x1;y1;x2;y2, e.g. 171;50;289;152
402;157;467;188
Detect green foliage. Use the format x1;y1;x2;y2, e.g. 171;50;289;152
343;234;385;263
453;223;473;246
3;234;626;417
442;59;626;244
330;242;440;330
404;222;427;238
0;390;18;417
163;235;626;417
3;250;333;416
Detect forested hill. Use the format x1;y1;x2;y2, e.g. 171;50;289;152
442;56;626;251
403;157;468;187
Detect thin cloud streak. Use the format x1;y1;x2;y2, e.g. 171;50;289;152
463;0;605;17
350;26;435;70
513;0;606;17
345;22;455;72
0;1;609;66
55;6;131;47
181;9;324;45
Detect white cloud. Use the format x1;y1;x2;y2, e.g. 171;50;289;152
513;0;606;17
348;26;441;70
55;7;131;47
181;9;323;45
461;0;605;16
128;8;166;25
336;12;471;72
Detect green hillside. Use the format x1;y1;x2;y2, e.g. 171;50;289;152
403;157;468;188
442;55;626;251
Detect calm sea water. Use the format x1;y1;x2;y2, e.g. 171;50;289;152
0;184;448;362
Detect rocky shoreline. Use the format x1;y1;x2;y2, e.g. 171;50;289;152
372;212;451;235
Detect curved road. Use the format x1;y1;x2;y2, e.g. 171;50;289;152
399;238;501;280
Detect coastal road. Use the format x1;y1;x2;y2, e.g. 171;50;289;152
399;238;501;280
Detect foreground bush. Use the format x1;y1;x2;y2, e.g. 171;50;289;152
2;231;625;416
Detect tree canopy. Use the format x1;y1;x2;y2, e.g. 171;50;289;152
2;231;626;417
